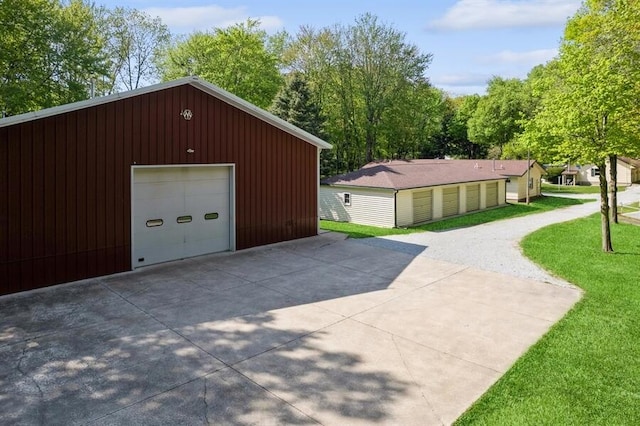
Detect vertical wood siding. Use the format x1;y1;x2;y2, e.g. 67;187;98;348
0;84;319;295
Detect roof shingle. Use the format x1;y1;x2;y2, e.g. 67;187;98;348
322;159;539;190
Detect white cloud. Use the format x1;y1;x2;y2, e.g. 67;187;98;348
436;83;488;96
143;5;284;34
431;73;492;87
427;0;581;31
481;48;558;66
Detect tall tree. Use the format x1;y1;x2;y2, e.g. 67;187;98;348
523;0;640;252
0;0;106;115
440;94;487;159
340;14;432;163
285;14;432;172
270;72;331;176
156;19;284;108
100;7;170;94
381;82;442;159
468;77;530;158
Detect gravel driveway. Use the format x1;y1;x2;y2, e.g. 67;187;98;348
368;185;640;287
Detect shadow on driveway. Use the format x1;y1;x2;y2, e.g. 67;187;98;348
0;232;580;425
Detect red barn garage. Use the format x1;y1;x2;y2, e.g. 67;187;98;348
0;77;331;296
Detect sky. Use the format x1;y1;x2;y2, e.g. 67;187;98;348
100;0;583;95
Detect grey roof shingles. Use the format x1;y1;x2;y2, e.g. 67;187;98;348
322;159;541;190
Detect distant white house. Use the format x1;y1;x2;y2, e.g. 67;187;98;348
564;157;640;186
320;159;543;228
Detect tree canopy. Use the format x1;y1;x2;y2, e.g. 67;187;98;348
156;20;284;109
284;13;433;172
0;0;106;115
522;0;640;251
467;77;532;158
100;7;170;94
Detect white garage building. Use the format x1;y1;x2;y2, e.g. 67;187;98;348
320;159;510;228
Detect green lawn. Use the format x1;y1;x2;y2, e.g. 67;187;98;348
455;215;640;425
320;196;593;238
620;201;639;214
542;182;627;194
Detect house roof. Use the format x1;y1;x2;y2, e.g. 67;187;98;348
322;159;540;190
0;76;332;150
620;157;640;169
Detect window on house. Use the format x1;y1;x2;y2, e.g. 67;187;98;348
343;193;351;206
591;168;600;177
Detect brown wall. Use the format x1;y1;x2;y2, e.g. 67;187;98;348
0;84;319;295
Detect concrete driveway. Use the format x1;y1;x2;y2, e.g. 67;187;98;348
0;232;580;425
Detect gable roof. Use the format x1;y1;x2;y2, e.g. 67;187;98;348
322;159;542;190
0;76;332;150
619;157;640;169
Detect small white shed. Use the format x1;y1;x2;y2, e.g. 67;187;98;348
320;160;509;228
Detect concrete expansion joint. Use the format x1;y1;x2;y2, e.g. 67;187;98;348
417;265;471;290
225;366;322;425
390;334;444;426
353;318;502;375
101;278;234;374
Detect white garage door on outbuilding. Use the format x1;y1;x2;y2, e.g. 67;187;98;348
486;182;498;207
442;187;459;217
412;190;433;224
466;184;480;212
320;160;508;229
132;165;235;267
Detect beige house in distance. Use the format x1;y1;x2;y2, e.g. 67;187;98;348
570;157;640;186
320;159;541;228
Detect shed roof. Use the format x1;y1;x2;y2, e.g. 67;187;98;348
0;76;332;150
323;159;542;190
620;157;640;168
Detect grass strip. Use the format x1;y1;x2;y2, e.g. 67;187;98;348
542;183;627;194
320;196;593;238
455;215;640;425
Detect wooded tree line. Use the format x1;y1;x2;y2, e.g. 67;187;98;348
2;0;639;251
0;1;488;173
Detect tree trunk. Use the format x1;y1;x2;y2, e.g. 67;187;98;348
609;154;618;224
365;125;375;163
598;162;614;252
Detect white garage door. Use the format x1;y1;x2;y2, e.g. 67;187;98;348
466;184;480;212
132;166;232;267
443;187;459;217
413;190;433;224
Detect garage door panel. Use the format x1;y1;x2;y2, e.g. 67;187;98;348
188;195;229;211
443;187;459;217
413;190;433;223
135;198;184;217
133;166;232;267
184;180;229;197
134;183;186;204
183;219;230;242
184;240;228;259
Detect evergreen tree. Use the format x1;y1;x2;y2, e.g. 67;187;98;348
270;73;333;177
